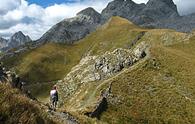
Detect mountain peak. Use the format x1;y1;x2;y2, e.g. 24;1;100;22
147;0;175;5
77;7;100;17
13;31;25;37
147;0;178;11
0;37;8;49
8;31;32;48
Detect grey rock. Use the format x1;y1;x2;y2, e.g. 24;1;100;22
34;0;195;45
57;43;149;104
37;7;101;44
101;0;195;32
8;31;32;48
101;0;146;24
0;37;8;49
101;0;179;25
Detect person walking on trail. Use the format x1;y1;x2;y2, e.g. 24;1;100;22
50;85;58;110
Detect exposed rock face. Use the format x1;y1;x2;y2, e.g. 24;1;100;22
37;7;101;44
101;0;179;25
147;13;195;32
101;0;195;32
35;0;195;45
57;42;149;106
101;0;145;23
8;31;32;48
85;83;111;119
143;0;179;19
0;37;8;49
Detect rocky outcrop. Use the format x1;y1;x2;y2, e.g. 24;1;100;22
142;0;179;20
34;0;195;45
8;31;32;48
57;42;149;105
85;83;112;119
101;0;145;23
101;0;179;25
101;0;195;32
37;7;101;44
0;37;8;49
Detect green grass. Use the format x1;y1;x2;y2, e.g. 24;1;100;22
2;17;144;99
2;16;195;123
0;84;57;124
98;31;195;123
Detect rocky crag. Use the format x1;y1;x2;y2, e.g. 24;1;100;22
0;37;8;49
57;41;149;115
8;31;32;48
0;31;32;52
36;0;195;45
37;7;101;44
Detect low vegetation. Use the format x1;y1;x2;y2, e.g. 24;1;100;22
0;84;57;124
2;16;195;123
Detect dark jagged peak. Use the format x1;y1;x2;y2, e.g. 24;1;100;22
147;0;177;10
76;7;102;24
77;7;100;17
38;7;101;44
8;31;32;48
0;37;8;49
102;0;179;25
145;0;179;19
101;0;145;21
12;31;25;39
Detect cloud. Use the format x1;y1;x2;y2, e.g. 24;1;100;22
0;0;195;40
173;0;195;15
0;0;21;14
0;0;111;40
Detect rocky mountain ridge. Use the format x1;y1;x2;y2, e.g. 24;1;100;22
8;31;32;48
2;15;195;123
0;37;8;49
0;31;32;51
35;0;195;45
57;41;149;110
37;7;101;44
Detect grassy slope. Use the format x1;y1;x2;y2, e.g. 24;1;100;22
2;17;143;99
99;32;195;123
56;19;195;124
2;16;195;123
0;84;57;124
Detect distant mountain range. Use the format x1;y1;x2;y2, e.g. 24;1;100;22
36;0;195;44
1;0;195;50
0;31;32;51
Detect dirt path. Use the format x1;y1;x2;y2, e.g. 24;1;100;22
48;110;79;124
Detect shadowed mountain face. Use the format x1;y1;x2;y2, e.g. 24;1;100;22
8;31;32;48
36;0;195;45
0;37;8;49
37;7;101;44
102;0;179;24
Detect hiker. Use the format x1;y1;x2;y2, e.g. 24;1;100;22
50;85;58;110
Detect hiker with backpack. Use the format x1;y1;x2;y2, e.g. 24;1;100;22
50;85;58;110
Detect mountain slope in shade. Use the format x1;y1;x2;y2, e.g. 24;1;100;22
101;0;179;24
102;0;195;32
37;7;101;44
8;31;32;48
36;0;195;45
0;37;8;49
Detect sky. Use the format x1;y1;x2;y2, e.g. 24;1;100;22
0;0;195;40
